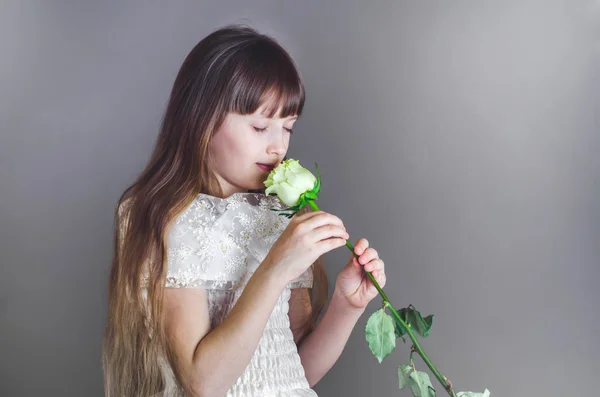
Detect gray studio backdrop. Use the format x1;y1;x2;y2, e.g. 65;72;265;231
1;1;599;396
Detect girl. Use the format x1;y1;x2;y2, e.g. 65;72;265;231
102;24;386;397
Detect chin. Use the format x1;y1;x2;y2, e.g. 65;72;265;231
251;179;267;191
244;182;262;192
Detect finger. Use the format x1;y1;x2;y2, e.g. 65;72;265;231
368;272;386;290
312;224;349;242
364;258;384;273
316;235;347;254
302;212;345;231
295;209;326;221
353;238;369;256
358;247;378;265
372;270;386;288
346;257;362;274
352;256;364;270
294;210;338;226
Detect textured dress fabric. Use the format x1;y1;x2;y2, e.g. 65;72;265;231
127;192;318;397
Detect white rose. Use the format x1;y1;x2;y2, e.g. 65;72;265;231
264;159;317;206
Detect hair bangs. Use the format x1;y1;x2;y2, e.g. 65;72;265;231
227;41;305;119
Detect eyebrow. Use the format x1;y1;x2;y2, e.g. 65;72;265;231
257;114;298;121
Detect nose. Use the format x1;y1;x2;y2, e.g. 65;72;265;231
267;132;287;156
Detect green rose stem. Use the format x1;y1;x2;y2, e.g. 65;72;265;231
306;199;457;397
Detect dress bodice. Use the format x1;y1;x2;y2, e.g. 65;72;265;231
155;192;317;397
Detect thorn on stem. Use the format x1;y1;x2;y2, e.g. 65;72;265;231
443;376;453;390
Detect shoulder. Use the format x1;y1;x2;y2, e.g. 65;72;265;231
167;192;291;252
119;192;288;241
168;192;287;232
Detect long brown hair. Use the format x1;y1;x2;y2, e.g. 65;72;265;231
102;24;329;397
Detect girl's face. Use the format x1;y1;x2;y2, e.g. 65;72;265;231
208;103;297;197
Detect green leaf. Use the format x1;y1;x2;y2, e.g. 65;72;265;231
398;366;436;397
395;306;434;338
408;370;436;397
398;365;412;389
456;390;491;397
393;308;408;339
365;308;396;363
411;312;433;337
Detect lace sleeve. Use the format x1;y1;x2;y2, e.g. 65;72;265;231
164;200;242;290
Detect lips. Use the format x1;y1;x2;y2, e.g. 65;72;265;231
257;163;275;172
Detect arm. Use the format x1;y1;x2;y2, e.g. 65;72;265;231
293;288;365;387
165;263;288;397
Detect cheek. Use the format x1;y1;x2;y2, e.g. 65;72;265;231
282;135;291;152
214;126;246;159
209;133;230;163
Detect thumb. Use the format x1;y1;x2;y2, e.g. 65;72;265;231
349;255;362;271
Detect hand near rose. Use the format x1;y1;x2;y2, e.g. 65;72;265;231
265;159;490;397
336;238;386;310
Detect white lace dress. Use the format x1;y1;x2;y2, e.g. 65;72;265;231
159;192;318;397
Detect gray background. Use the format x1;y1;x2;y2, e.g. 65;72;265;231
1;1;598;396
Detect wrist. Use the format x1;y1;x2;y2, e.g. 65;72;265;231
331;288;366;316
256;256;289;290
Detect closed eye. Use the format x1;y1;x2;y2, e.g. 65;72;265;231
253;126;294;134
